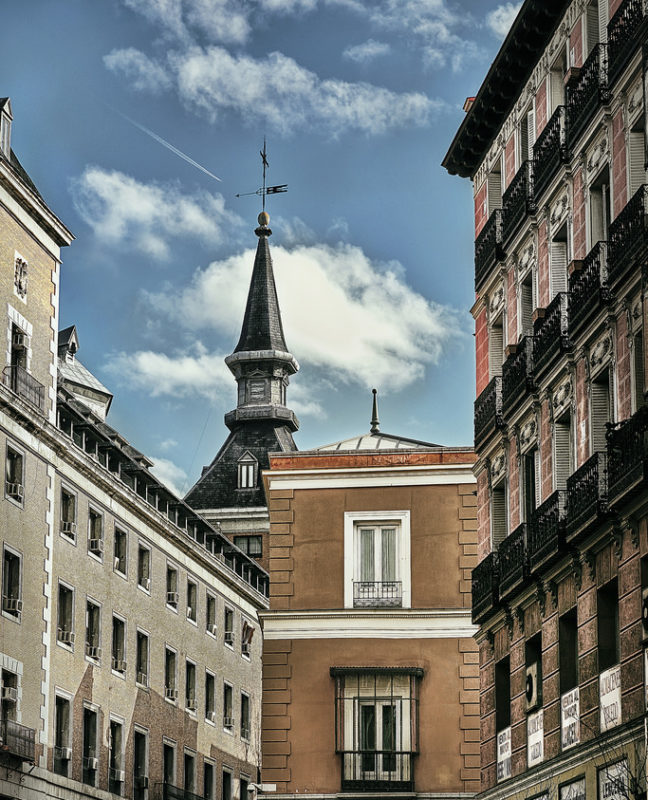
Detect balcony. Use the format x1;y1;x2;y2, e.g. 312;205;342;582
528;491;567;574
160;784;204;800
568;242;610;337
607;406;648;507
566;452;608;543
0;718;35;762
340;751;413;792
502;337;535;417
1;365;45;412
475;209;504;291
498;524;528;600
567;44;609;143
472;552;499;625
502;161;535;247
533;106;569;199
533;293;571;377
608;0;648;83
474;376;504;450
607;184;648;288
353;581;402;608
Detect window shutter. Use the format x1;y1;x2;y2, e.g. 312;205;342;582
520;281;533;336
587;2;599;54
550;241;568;296
491;486;507;549
381;528;396;582
534;449;542;510
598;0;608;43
551;69;564;112
590;377;611;453
553;419;573;490
489;321;504;378
360;529;374;582
634;332;645;411
488;170;502;213
629;131;646;199
526;109;535;161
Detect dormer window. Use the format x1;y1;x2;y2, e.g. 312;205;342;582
237;453;257;489
0;99;12;160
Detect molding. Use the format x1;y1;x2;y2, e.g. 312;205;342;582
266;465;477;491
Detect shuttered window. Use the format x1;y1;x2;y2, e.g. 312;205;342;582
487;169;502;214
519;108;535;164
590;370;613;453
553;417;573;490
491;484;507;550
590;172;610;247
489;319;504;378
628;130;646;199
550;240;568;296
586;1;599;54
522;450;539;522
633;332;645;412
519;278;533;337
598;0;608;43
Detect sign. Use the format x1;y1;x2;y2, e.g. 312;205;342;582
527;709;544;767
560;778;586;800
598;760;628;800
497;726;512;783
599;665;622;732
561;688;580;750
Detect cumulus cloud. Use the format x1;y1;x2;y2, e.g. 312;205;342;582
122;0;250;44
150;455;189;496
486;3;522;38
104;48;171;93
343;39;391;63
71;167;243;259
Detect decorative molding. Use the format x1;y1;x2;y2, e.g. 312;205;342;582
590;333;612;374
489;282;506;318
519;417;538;452
550;191;570;230
552;378;573;419
536;582;546;617
586;134;609;178
545;580;558;611
581;550;596;583
572;554;583;592
490;451;507;485
513;604;525;635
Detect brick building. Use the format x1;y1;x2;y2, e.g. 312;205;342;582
444;2;648;800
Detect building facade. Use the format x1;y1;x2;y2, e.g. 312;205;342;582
444;2;648;800
259;411;479;800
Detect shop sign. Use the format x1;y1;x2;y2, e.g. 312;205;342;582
527;709;543;767
560;777;586;800
599;664;621;732
598;760;628;800
561;688;580;750
497;726;512;782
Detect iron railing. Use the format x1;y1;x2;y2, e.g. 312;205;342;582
475;209;504;291
472;552;499;625
1;365;45;412
607;406;648;505
533;292;571;376
533;106;569;198
607;184;648;287
474;376;504;450
528;491;567;573
353;581;402;608
502;336;535;415
498;524;528;600
340;751;413;791
566;452;608;541
0;718;35;762
502;161;536;246
568;242;610;336
567;44;609;143
608;0;648;82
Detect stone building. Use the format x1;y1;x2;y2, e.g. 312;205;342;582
444;2;648;800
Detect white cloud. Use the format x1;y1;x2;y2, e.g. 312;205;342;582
486;3;522;38
343;39;391;63
159;438;178;451
104;48;171;93
122;0;250;43
150;455;189;496
71;167;243;259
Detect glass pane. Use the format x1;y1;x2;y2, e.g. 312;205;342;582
381;529;396;582
382;705;396;773
360;530;374;582
360;705;376;772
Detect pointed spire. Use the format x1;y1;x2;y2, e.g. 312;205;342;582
370;388;380;434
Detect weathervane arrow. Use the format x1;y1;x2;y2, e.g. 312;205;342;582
235;138;287;211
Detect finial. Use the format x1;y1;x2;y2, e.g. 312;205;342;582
370;388;380;434
255;210;272;237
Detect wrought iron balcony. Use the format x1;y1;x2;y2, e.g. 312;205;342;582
533;106;569;199
1;365;45;412
340;751;413;792
569;242;610;337
498;524;528;600
607;406;648;507
528;491;567;574
353;581;402;608
607;184;648;288
161;783;204;800
567;44;609;143
474;376;504;450
502;161;535;246
475;209;504;291
533;292;571;377
0;718;35;762
502;337;535;416
608;0;648;83
472;551;499;625
566;452;608;543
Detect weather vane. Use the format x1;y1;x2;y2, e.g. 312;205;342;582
235;138;287;212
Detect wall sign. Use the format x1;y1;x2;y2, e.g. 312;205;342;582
560;778;586;800
497;727;512;783
600;665;621;732
561;688;580;750
527;709;544;767
598;760;628;800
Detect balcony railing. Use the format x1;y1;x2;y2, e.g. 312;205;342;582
475;209;504;291
533;106;569;198
528;491;567;574
533;292;571;376
353;581;402;608
498;524;528;600
0;718;35;762
568;242;610;337
474;376;504;450
608;0;648;83
502;161;535;246
1;365;45;412
160;783;205;800
472;552;499;625
566;452;608;542
567;44;609;143
607;184;648;287
341;751;413;792
502;337;535;416
607;406;648;506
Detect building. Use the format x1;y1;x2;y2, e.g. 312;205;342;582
0;97;269;800
184;211;300;573
259;396;479;800
444;2;648;800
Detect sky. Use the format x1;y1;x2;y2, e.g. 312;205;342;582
0;0;521;496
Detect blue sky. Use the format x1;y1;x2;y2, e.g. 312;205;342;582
1;0;520;494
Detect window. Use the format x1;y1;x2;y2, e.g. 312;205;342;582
114;527;127;575
133;729;148;800
187;578;197;622
163;740;176;786
60;487;77;539
87;508;103;558
137;544;151;591
519;105;535;165
550;226;569;298
590;367;614;454
331;669;420;790
491;481;507;550
166;565;178;609
85;599;101;660
628;126;647;199
495;657;511;732
204;763;215;800
589;167;611;249
242;619;254;657
224;607;234;646
112;616;126;673
489;312;505;379
553;411;574;490
522;448;540;522
240;777;250;800
0;107;11;160
82;706;98;786
206;594;217;635
9;324;27;390
222;769;232;800
223;683;233;728
241;692;250;740
57;582;75;646
487;163;503;216
586;0;608;53
205;672;216;723
165;647;177;702
186;660;197;712
54;694;71;776
136;630;149;687
234;535;263;557
560;609;579;694
632;328;645;413
525;634;542;712
1;670;17;721
598;579;619;672
109;718;125;795
2;546;22;619
238;453;257;489
184;751;196;794
549;48;567;113
519;271;535;338
5;444;23;504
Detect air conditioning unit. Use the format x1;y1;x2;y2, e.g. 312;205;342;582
186;606;193;619
242;643;251;656
60;520;77;535
525;662;542;712
208;623;218;636
84;756;99;770
58;629;75;645
12;332;28;349
55;746;72;761
166;591;179;605
85;645;101;659
88;538;104;554
642;586;648;640
136;671;148;686
135;776;149;789
224;631;234;645
207;711;217;723
223;716;234;728
114;556;122;571
186;696;197;711
112;658;127;672
165;686;178;701
241;727;250;740
3;597;22;613
111;768;126;783
1;686;18;702
140;576;150;591
6;482;23;501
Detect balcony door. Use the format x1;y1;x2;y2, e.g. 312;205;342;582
359;701;399;778
354;526;400;607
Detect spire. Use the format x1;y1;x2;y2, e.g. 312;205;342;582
370;388;380;434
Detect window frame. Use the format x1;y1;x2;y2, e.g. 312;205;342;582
87;506;104;561
113;525;128;577
57;580;75;650
60;484;78;542
2;544;22;622
5;441;24;507
137;542;151;593
111;613;127;676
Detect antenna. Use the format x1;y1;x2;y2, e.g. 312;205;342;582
235;138;287;210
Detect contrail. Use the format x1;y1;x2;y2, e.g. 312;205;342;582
110;106;222;183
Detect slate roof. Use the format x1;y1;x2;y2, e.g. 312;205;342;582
58;355;112;398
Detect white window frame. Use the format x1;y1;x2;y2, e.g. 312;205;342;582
344;511;411;609
60;484;78;543
136;628;150;688
137;542;151;593
111;613;127;676
113;525;128;577
2;544;22;622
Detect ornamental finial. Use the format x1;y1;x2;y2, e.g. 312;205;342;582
370;388;380;434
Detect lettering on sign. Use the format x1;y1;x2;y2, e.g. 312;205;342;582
560;778;586;800
527;709;543;767
497;726;512;783
561;688;580;750
598;760;628;800
599;665;621;732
